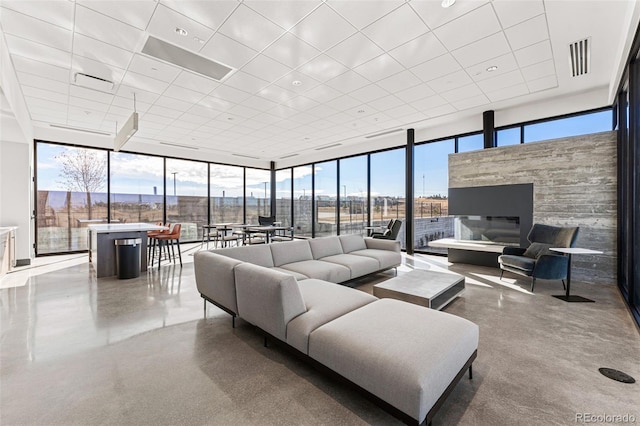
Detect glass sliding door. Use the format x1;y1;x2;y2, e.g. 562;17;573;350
293;165;312;237
165;158;208;241
339;155;368;235
210;164;244;224
370;148;405;248
414;139;455;254
246;168;270;223
275;169;292;227
314;161;337;237
36;142;108;254
109;152;164;225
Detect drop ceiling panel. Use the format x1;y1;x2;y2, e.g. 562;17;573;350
77;0;157;30
242;55;291;83
199;33;257;70
128;54;182;83
297;54;350;83
218;4;285;52
410;0;489;30
492;0;545;29
441;83;484;103
115;85;160;104
325;33;384;68
527;74;558;92
257;85;298;104
160;0;238;32
18;73;70;95
466;53;519;81
291;4;356;51
74;5;145;52
11;55;70;83
412;95;449;111
367;94;405;111
5;35;71;69
411;54;461;83
353;54;404;82
394;84;436;104
376;70;422;94
325;70;371;93
504;14;549;51
163;85;206;104
172;71;219;94
154;96;193;112
224;71;271;95
451;94;490;111
433;4;501;51
514;39;553;67
210;85;252;104
0;8;73;52
521;60;556;81
112;96;151;112
22;86;68;104
328;1;403;30
275;70;321;94
262;32;319;69
388;32;447;69
361;4;429;51
241;96;280;112
324;94;361;111
69;85;115;104
348;85;389;104
451;32;511;68
1;0;74;30
477;70;525;93
199;95;235;113
147;4;214;52
485;83;530;102
243;1;319;30
72;33;134;70
71;55;125;87
68;96;110;113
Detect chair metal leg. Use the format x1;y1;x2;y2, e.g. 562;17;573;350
500;269;504;280
530;277;536;292
203;299;206;318
562;279;566;290
176;239;182;266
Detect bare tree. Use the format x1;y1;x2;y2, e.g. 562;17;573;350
56;149;106;219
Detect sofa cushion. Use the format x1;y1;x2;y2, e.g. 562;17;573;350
234;263;306;342
194;251;242;314
309;236;344;259
351;249;401;270
339;234;367;253
279;260;351;283
319;254;380;279
270;240;313;266
498;254;536;273
212;244;274;268
523;242;552;259
308;299;479;424
286;279;377;354
271;267;309;281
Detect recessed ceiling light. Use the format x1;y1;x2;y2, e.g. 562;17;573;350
227;117;234;121
292;80;302;86
357;109;365;113
486;65;498;72
175;27;188;36
441;0;455;8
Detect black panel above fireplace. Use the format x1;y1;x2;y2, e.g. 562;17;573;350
449;184;533;247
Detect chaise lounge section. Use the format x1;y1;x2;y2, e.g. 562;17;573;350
194;235;479;425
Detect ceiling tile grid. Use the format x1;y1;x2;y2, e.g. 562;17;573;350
0;0;627;161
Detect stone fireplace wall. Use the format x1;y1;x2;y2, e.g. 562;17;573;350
449;131;617;285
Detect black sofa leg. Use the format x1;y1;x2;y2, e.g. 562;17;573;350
232;316;235;328
203;299;206;318
530;278;536;292
500;270;504;280
264;336;268;348
469;365;473;380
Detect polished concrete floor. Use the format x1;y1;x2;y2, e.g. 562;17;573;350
1;245;639;425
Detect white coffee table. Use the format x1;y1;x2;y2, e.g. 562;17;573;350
373;269;465;311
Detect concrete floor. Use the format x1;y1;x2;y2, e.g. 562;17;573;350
1;245;639;425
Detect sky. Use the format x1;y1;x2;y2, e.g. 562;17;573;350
36;110;612;200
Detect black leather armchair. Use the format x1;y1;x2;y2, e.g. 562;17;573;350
372;219;402;240
498;224;579;292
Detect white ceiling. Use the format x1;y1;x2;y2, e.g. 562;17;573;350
0;0;636;168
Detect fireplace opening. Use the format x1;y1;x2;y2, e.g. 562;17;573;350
455;216;521;246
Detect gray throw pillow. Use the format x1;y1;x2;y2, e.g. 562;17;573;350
523;242;552;259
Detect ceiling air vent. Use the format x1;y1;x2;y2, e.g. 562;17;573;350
74;73;114;92
569;38;591;77
365;128;404;139
315;143;342;151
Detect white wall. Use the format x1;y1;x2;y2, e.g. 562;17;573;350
0;139;33;264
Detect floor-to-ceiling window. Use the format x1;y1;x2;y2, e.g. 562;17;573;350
524;110;613;143
314;161;337;237
210;164;244;224
371;148;405;248
245;168;270;223
414;139;455;254
457;133;483;152
293;165;312;237
35;142;107;254
275;169;292;227
165;158;208;241
339;155;368;235
109;152;164;226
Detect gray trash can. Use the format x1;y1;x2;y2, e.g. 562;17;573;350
115;238;142;279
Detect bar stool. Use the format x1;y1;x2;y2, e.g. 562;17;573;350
148;222;170;264
153;223;182;269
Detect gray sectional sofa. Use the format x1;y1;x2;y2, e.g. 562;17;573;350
194;234;479;425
